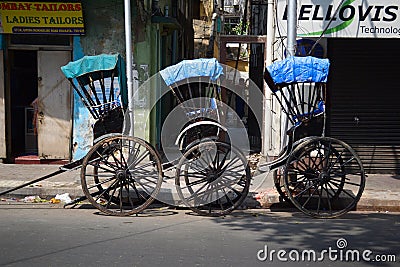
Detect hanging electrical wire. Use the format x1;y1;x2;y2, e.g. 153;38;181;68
274;0;287;58
307;0;347;56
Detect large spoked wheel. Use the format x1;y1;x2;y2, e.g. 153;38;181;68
175;141;251;216
283;137;365;218
81;135;163;216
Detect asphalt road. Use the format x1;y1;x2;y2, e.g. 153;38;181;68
0;204;399;267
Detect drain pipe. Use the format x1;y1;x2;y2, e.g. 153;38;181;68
280;0;297;149
286;0;297;56
263;0;275;155
124;0;134;136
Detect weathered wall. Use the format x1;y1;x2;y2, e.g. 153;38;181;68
80;0;126;57
71;36;88;160
71;0;127;160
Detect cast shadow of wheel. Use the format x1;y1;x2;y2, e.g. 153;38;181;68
93;207;178;217
269;189;359;214
69;201;178;217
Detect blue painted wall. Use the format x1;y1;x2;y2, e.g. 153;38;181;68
71;1;126;160
71;36;89;160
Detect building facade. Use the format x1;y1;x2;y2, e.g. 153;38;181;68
0;0;196;162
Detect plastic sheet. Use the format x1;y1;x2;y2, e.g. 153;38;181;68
61;54;122;79
160;58;224;86
266;56;330;84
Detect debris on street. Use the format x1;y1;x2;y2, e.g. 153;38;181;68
54;193;72;204
22;195;47;203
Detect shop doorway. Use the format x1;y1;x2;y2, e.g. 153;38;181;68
9;50;38;157
7;49;72;161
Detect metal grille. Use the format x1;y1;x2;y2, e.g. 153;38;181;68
327;38;400;174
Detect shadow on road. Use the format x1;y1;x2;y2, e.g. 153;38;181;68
208;210;399;266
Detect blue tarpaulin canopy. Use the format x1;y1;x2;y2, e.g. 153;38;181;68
61;54;124;79
266;56;330;84
160;58;224;86
61;53;128;109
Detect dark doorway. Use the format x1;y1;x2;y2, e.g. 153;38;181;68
219;35;267;153
248;43;264;152
9;50;38;157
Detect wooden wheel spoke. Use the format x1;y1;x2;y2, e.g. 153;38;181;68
292;154;313;172
109;149;124;169
84;172;114;178
220;168;245;178
300;182;320;208
323;183;333;215
121;182;136;209
213;149;220;170
220;156;241;173
97;181;118;207
119;145;129;168
326;183;339;198
218;182;243;198
329;180;357;200
318;141;335;170
184;182;213;203
127;150;150;169
222;187;235;207
202;149;215;169
96;179;118;199
328;168;346;177
131;174;160;186
185;160;208;175
179;171;207;179
129;161;157;172
87;176;115;190
287;174;308;186
293;183;318;199
216;149;230;172
197;155;212;171
127;179;149;201
186;177;208;187
330;177;361;187
91;152;119;170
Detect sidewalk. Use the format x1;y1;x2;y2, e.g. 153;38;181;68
251;169;400;212
0;163;400;212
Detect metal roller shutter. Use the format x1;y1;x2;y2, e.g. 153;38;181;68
327;38;400;174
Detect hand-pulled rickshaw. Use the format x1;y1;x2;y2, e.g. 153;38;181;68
0;54;365;218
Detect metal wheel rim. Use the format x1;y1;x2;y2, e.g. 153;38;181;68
81;135;163;216
283;137;365;218
175;141;251;216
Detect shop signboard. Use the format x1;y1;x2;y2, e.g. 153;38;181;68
277;0;400;38
0;1;84;35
